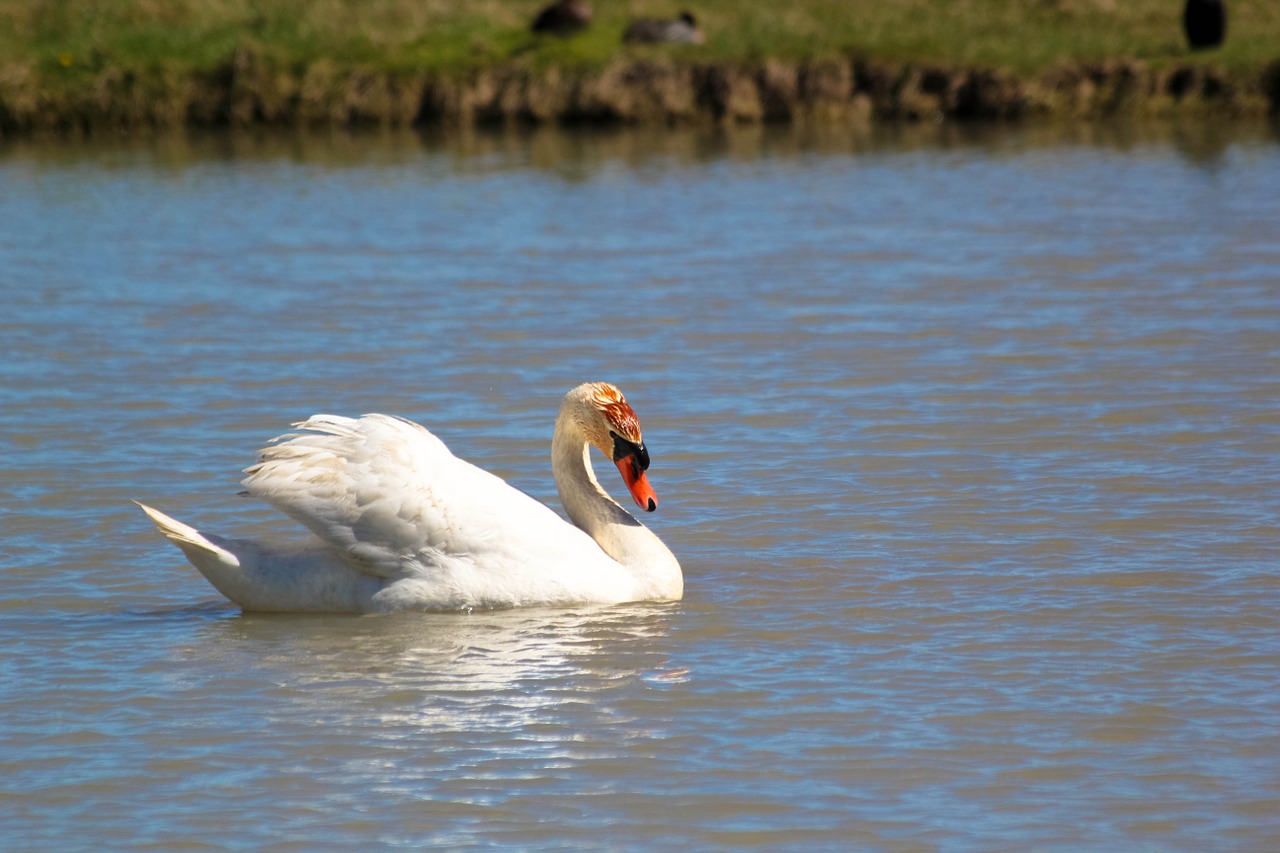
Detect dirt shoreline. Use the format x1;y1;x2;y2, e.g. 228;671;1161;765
3;53;1278;134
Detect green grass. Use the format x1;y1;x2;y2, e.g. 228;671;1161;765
4;0;1277;79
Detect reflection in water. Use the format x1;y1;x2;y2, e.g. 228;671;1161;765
203;604;684;736
158;603;693;830
3;116;1274;175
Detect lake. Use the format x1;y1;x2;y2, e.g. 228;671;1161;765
2;119;1278;850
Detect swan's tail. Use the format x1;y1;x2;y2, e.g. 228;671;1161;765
135;501;241;570
135;501;375;613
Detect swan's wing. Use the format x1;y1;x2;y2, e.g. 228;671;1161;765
241;413;580;580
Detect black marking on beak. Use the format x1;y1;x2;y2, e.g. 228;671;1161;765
610;430;650;471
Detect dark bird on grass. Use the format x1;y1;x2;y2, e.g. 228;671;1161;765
1183;0;1226;50
623;12;705;45
531;0;593;35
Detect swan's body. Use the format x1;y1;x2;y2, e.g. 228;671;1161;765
138;383;682;612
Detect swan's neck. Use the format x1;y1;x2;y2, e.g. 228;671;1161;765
551;409;681;594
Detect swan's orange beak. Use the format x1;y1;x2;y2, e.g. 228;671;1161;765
610;429;658;512
615;454;658;512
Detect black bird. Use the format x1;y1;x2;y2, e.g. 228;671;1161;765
531;0;593;36
1183;0;1226;50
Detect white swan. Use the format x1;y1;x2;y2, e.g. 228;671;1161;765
137;382;682;613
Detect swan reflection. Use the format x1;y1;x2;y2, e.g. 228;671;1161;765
197;603;688;742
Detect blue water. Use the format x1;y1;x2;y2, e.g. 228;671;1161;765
2;122;1279;850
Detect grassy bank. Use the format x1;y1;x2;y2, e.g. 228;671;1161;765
2;0;1278;132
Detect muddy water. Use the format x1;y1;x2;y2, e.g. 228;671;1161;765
2;121;1278;850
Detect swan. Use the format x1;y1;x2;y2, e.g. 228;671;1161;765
137;382;682;613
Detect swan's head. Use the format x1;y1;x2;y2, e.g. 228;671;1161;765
570;382;660;513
